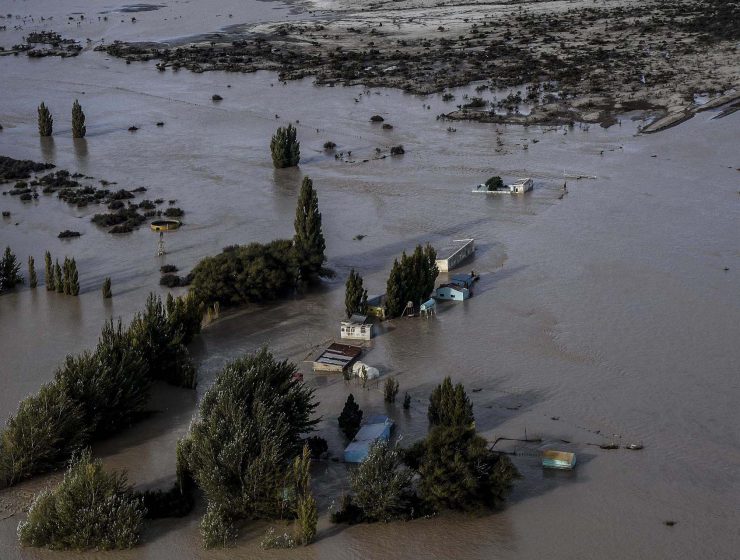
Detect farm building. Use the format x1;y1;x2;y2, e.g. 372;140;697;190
340;314;373;341
344;415;395;463
420;298;436;316
435;283;470;301
450;273;477;289
312;343;362;373
510;177;534;193
435;238;475;272
366;294;387;320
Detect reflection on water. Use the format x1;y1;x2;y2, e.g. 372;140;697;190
0;14;739;560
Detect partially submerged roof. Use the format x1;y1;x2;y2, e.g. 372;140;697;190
313;343;362;368
345;314;368;324
367;294;386;306
436;238;475;259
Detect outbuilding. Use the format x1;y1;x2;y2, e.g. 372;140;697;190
312;343;362;373
435;238;475;272
344;415;395;463
366;294;387;320
434;283;470;301
340;314;373;341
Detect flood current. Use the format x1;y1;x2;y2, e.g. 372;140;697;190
0;1;738;558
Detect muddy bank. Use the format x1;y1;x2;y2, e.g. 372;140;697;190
96;0;739;129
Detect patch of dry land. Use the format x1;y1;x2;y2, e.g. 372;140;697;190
97;0;739;130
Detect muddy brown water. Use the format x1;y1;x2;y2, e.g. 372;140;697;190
1;2;739;559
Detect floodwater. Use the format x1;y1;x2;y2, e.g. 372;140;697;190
1;1;739;559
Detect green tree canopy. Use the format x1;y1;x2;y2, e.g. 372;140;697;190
18;450;145;550
384;244;438;318
416;425;519;512
181;347;318;546
72;99;86;139
428;376;474;428
345;268;368;318
270;124;300;168
338;393;363;440
294;177;326;283
37;102;53;137
0;246;22;293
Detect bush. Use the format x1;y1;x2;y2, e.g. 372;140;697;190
304;436;328;458
182;348;318;546
260;527;295;550
416;425;519;511
384;377;399;403
390;145;405;155
349;441;413;522
338;394;362;440
485;176;504;191
201;503;237;549
17;450;145;550
323;141;336;150
0;383;87;488
163;207;184;218
190;240;298;307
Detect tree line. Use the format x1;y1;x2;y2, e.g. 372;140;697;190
0;292;203;491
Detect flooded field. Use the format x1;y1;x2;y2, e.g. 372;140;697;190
1;1;739;559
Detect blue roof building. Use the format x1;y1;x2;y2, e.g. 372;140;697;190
344;415;395;463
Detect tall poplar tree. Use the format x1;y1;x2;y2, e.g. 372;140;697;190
384;259;404;318
0;247;22;292
69;258;80;296
54;260;64;293
28;256;37;288
72;100;86;139
344;268;368;318
62;257;71;295
293;176;326;283
37;103;53;137
44;251;54;291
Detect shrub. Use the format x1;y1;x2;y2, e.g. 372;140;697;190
384;377;399;403
485;176;504;191
190;240;298;307
323;141;336;150
416;425;519;511
17;450;145;550
102;277;112;298
304;436;328;458
200;503;237;549
0;246;22;292
350;441;413;522
163;207;184;218
295;494;317;545
55;321;150;437
260;527;295;550
338;394;362;440
182;348;318;546
0;383;87;488
403;392;411;410
390;145;405;155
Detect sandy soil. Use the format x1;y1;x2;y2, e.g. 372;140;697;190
87;0;740;129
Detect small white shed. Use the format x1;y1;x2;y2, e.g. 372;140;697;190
340;314;373;341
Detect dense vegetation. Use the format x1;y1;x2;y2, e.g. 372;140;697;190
385;244;438;317
18;451;145;550
0;246;22;293
190;176;328;306
0;293;203;489
345;268;368;318
179;348;318;547
270;124;300;168
0;156;54;182
334;378;519;524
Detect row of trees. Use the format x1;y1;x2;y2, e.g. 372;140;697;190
0;293;203;490
43;252;80;296
37;100;86;138
190;176;328;306
333;377;519;523
385;244;439;317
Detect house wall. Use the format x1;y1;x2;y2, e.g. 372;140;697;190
340;323;373;340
